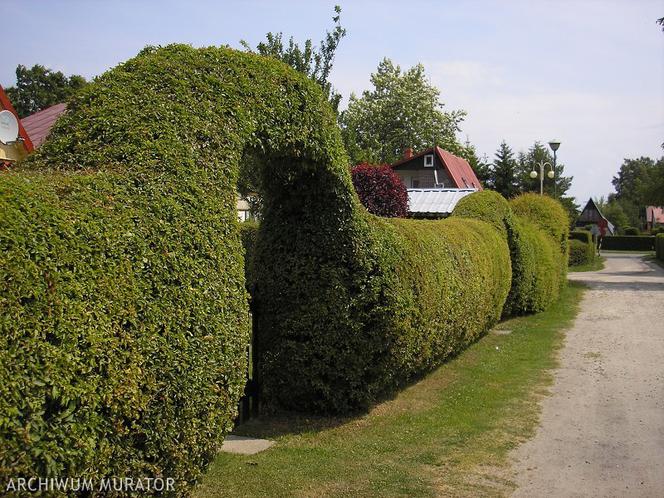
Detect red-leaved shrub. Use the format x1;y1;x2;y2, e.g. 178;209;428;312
351;163;408;217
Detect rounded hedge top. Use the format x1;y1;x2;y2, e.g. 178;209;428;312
452;190;513;235
2;44;347;494
510;193;570;243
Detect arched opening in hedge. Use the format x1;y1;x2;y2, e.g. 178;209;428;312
1;45;566;493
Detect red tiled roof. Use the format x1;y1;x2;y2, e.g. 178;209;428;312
646;206;664;224
435;147;482;190
0;84;34;152
390;146;483;190
21;103;67;148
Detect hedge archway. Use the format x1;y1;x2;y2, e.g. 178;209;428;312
1;45;515;492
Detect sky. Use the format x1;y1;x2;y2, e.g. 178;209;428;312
4;0;663;204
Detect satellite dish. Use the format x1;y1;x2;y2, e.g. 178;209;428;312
0;110;19;144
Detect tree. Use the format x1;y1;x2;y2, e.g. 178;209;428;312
609;155;664;227
491;141;519;198
351;163;408;217
5;64;87;117
340;58;467;165
241;5;346;112
596;196;630;232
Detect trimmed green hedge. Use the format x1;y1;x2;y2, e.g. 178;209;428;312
0;43;573;493
256;212;512;414
655;233;664;261
1;44;346;494
601;236;655;251
570;230;593;245
453;191;569;317
568;230;595;267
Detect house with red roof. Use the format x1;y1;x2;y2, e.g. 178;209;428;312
645;206;664;231
391;146;483;190
389;146;482;218
0;85;33;167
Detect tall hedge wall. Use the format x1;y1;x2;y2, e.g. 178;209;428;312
1;45;348;494
568;230;595;267
601;236;655;251
656;234;664;261
1;43;570;493
452;191;568;317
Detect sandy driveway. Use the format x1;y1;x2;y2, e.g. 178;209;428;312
511;253;664;497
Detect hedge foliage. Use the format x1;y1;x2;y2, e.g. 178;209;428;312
0;44;348;494
568;230;595;267
1;43;573;493
452;191;568;317
656;234;664;261
601;236;655;251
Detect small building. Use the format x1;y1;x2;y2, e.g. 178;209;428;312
407;188;477;218
391;146;483;190
0;85;33;166
576;198;615;236
644;206;664;231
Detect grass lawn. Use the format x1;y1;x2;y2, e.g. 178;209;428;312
569;256;605;272
195;283;585;498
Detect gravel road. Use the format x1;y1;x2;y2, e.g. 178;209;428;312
511;253;664;497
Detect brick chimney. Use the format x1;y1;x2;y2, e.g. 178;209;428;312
403;148;413;159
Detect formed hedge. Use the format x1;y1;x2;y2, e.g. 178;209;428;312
510;193;569;288
0;44;348;494
601;235;655;251
656;233;664;261
452;191;569;316
0;44;569;493
568;230;595;267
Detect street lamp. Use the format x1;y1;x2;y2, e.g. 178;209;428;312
548;140;561;196
530;161;555;195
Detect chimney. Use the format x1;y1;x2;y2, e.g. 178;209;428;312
403;147;413;159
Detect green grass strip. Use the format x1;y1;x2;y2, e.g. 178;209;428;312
569;256;605;272
195;282;585;498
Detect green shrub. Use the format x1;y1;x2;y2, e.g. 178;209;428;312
568;230;595;267
510;193;569;288
1;44;348;494
453;191;569;317
601;236;655;251
569;230;593;245
451;190;512;236
623;226;640;235
656;233;664;261
569;239;591;266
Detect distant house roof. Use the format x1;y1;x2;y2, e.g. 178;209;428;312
391;146;483;190
21;103;67;148
407;188;477;217
577;198;615;235
646;206;664;225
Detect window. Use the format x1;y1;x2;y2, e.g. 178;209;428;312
424;154;434;167
412;179;420;188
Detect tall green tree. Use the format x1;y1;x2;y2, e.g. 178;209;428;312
241;5;346;112
609;155;664;227
340;58;467;165
5;64;87;117
491;141;519;198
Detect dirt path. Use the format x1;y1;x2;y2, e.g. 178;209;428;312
511;253;664;497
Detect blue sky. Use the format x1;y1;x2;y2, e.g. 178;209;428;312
4;0;663;204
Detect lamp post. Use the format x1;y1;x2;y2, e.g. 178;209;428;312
548;140;560;196
530;161;554;195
